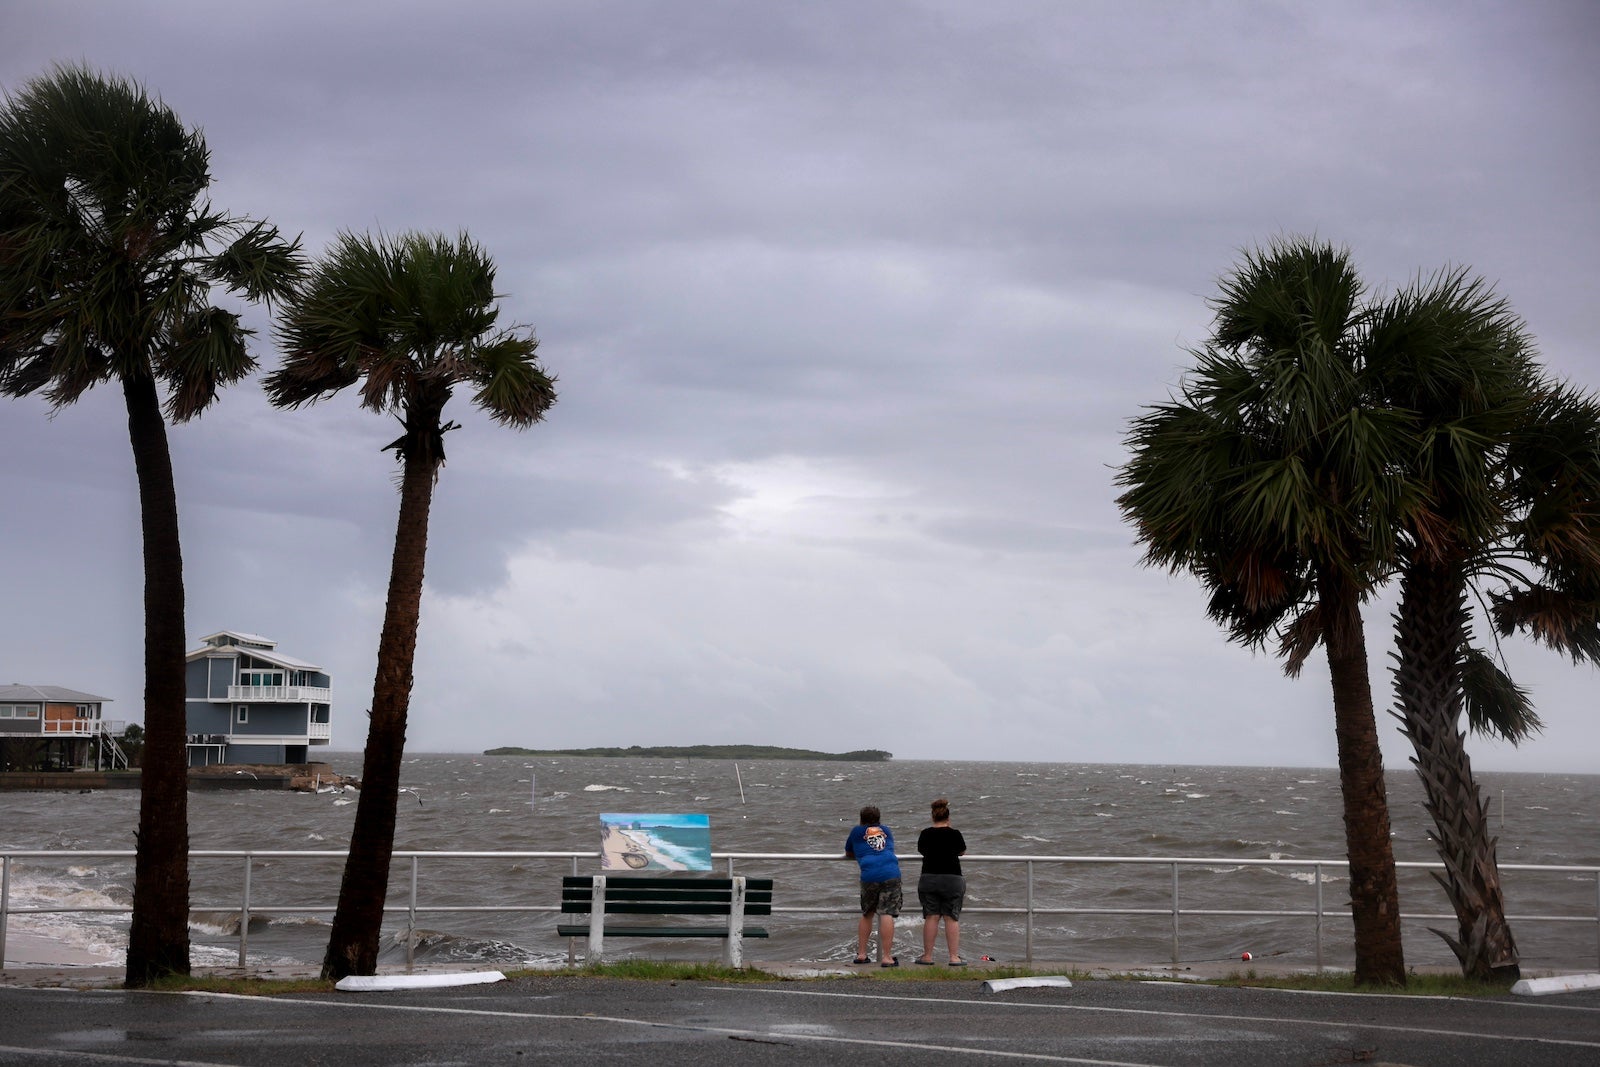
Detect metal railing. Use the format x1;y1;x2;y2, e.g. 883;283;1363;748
3;849;1596;973
40;719;126;737
226;685;332;704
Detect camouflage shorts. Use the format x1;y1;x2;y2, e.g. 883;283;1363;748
860;877;903;917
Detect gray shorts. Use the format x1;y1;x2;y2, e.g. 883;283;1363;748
918;873;966;919
860;877;903;917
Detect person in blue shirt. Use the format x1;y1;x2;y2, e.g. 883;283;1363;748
842;804;902;966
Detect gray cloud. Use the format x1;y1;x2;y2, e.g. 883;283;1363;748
2;1;1597;771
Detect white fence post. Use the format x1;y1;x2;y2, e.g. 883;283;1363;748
1314;863;1324;973
589;875;607;962
1170;862;1180;966
724;876;747;968
1025;860;1034;964
1;855;9;969
406;856;419;973
239;854;252;966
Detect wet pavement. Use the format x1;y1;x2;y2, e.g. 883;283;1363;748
3;962;1599;1065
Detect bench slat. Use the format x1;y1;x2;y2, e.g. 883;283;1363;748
560;888;771;904
560;901;772;916
557;925;769;939
561;877;772;891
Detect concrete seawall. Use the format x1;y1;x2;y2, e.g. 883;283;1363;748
0;763;353;792
0;771;142;791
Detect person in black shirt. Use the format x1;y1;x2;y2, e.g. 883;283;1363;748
914;797;968;965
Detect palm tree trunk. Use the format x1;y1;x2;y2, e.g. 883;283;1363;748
121;371;191;987
322;402;443;980
1319;571;1406;986
1394;560;1520;982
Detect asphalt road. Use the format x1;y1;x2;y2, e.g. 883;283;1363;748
3;974;1599;1066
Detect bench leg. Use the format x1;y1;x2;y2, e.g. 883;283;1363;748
589;875;607;963
723;876;746;968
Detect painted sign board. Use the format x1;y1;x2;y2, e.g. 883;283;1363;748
600;812;713;871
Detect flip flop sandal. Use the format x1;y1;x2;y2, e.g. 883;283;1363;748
881;957;900;968
914;958;936;965
948;959;968;967
851;957;872;965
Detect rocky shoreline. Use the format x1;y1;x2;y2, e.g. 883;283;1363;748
187;762;359;792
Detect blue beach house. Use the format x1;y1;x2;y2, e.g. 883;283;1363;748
184;631;332;766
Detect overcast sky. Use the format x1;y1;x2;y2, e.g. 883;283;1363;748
3;2;1597;771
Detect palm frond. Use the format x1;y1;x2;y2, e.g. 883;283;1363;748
206;221;306;305
469;334;557;427
1489;585;1600;663
1460;646;1542;744
1278;604;1324;677
161;307;253;421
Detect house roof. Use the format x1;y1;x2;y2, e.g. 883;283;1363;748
0;684;111;704
198;630;277;648
186;643;325;672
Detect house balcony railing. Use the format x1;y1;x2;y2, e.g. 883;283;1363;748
41;719;127;737
225;685;331;704
308;722;332;740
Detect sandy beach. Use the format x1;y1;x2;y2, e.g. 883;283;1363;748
600;824;681;870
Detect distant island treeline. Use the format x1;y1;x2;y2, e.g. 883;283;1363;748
483;744;892;762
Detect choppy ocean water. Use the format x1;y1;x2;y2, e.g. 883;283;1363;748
4;755;1598;972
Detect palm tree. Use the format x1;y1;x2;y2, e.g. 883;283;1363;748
0;64;302;987
1368;275;1600;981
1117;238;1411;985
265;230;556;979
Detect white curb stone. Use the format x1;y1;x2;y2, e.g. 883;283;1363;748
1510;973;1600;997
981;976;1074;993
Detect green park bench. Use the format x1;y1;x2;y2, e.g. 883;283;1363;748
557;874;773;967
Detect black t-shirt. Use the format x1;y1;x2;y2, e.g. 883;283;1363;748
917;825;967;876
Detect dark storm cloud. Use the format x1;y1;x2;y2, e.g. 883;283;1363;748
2;1;1596;768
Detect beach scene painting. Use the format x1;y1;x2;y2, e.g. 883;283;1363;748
600;813;713;871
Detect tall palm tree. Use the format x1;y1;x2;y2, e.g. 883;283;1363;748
1117;238;1412;985
1368;275;1600;981
0;64;302;987
265;230;556;979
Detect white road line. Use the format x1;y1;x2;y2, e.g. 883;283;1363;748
0;1045;238;1067
176;991;1162;1066
716;986;1600;1051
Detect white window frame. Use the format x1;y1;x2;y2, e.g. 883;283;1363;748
236;705;249;724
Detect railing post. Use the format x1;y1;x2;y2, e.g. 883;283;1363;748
589;875;607;962
724;876;746;968
1595;870;1599;971
1025;860;1034;964
1170;863;1180;966
406;856;419;972
239;854;252;967
1314;863;1324;973
1;854;10;970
